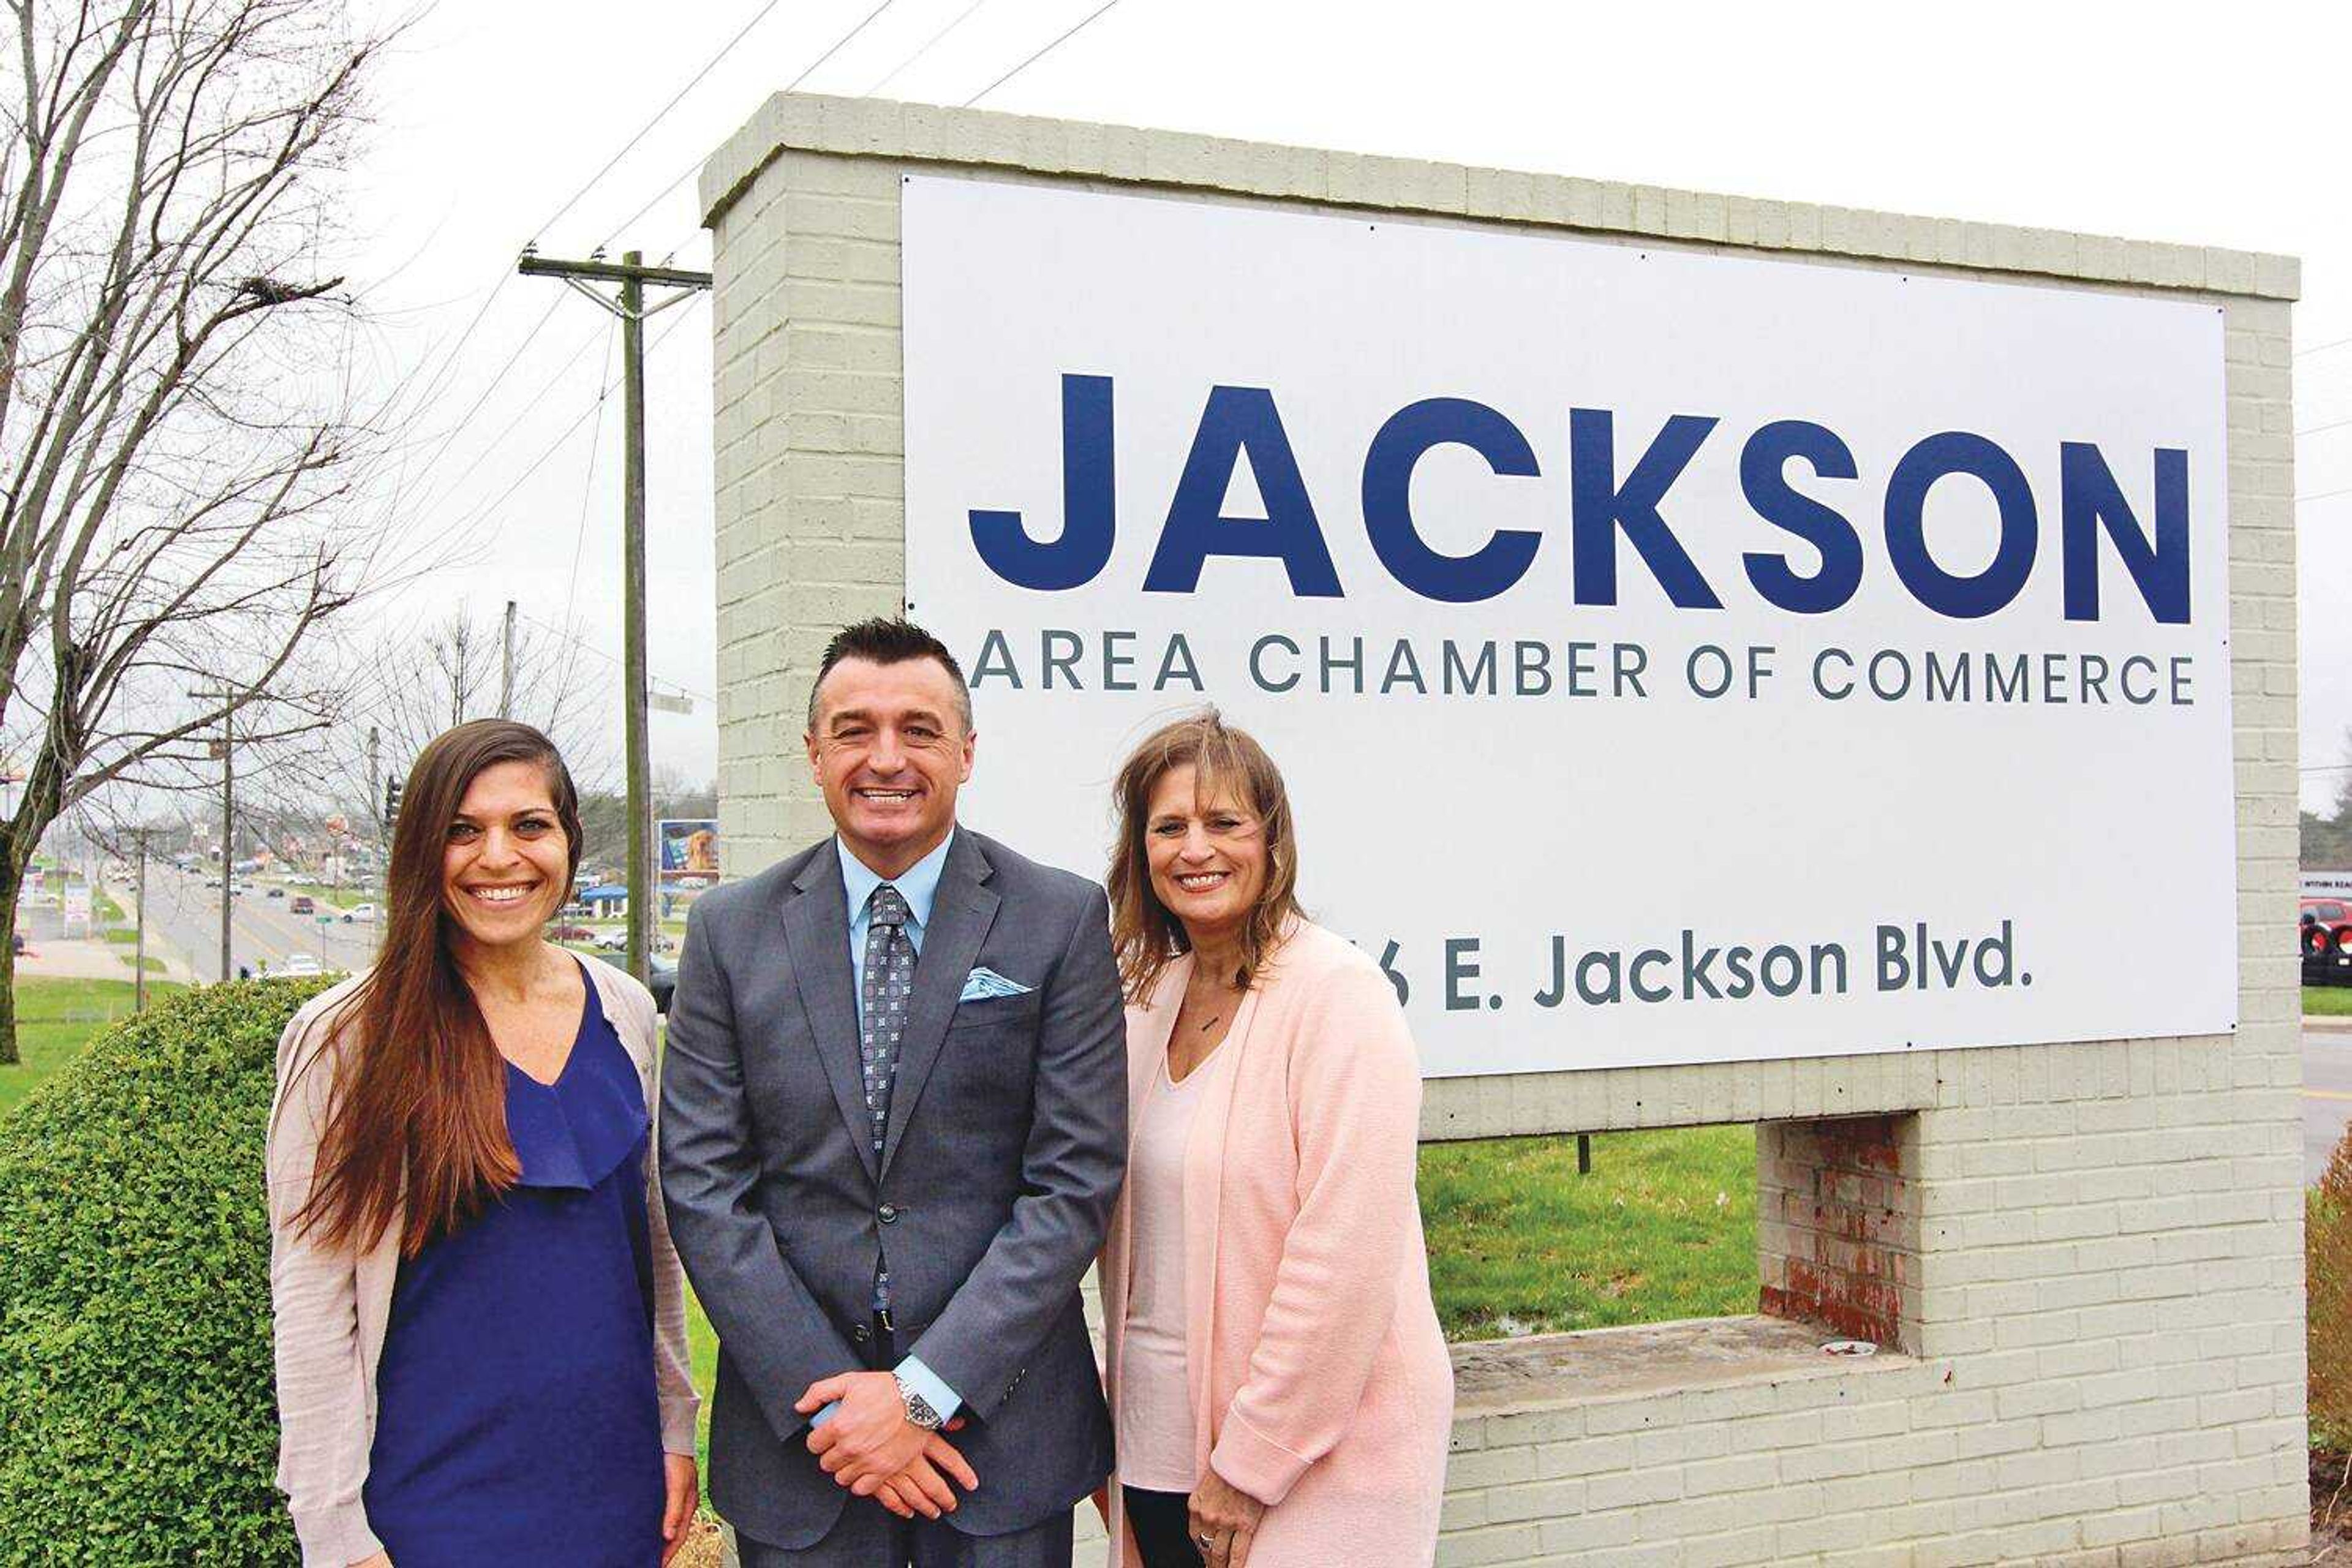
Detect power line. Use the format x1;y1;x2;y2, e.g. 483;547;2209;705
381;296;706;584
2300;483;2352;505
396;292;578;519
562;323;620;635
513;609;716;707
592;0;907;251
533;0;793;244
2298;412;2352;440
869;0;991;94
965;0;1125;105
2298;333;2352;361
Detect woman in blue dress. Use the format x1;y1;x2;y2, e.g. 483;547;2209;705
268;720;699;1567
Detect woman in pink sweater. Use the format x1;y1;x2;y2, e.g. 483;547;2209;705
1099;712;1453;1568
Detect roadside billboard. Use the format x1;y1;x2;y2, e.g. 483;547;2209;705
657;819;720;888
902;176;2235;1077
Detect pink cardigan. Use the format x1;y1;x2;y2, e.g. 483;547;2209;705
264;962;698;1567
1099;921;1453;1568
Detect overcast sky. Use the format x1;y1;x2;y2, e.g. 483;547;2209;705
339;0;2352;806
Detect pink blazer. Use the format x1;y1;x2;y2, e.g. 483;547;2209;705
1099;920;1453;1568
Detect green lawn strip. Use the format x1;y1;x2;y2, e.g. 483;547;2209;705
2307;986;2352;1017
1418;1125;1758;1339
1;977;187;1119
102;927;139;944
685;1288;717;1494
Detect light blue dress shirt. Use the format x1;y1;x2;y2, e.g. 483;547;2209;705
815;830;963;1427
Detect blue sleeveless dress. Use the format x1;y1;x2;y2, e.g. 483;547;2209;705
363;967;665;1567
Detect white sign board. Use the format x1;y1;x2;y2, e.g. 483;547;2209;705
902;176;2236;1077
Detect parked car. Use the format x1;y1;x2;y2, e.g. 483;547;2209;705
341;902;375;923
2304;899;2352;985
594;930;627;951
290;895;315;914
594;949;676;1014
265;885;285;899
548;922;595;942
281;953;324;978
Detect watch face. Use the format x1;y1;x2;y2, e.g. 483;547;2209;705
900;1385;943;1430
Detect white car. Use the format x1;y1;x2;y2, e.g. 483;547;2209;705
281;953;324;977
341;902;376;923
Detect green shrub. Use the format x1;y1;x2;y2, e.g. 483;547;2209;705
2315;1122;2352;1453
0;978;333;1565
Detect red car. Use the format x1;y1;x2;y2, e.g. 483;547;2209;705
2301;899;2352;984
548;922;596;942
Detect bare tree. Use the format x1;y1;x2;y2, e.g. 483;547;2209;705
0;0;377;1061
312;604;619;846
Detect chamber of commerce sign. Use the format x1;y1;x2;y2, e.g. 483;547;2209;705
901;175;2236;1077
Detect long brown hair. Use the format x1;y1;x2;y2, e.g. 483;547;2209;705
289;720;583;1257
1107;709;1303;1004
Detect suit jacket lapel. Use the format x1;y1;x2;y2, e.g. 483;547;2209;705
782;842;879;1185
880;831;1000;1178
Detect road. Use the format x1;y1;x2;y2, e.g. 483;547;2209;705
2312;1025;2352;1186
137;864;382;980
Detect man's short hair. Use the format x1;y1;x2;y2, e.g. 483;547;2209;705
805;616;974;733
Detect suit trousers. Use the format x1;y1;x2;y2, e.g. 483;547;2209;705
733;1316;1076;1568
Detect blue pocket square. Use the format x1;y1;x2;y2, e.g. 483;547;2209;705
959;967;1033;1002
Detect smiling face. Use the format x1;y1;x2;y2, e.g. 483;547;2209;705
1144;763;1269;949
805;655;975;878
440;760;571;954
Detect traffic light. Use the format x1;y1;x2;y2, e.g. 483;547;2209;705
383;776;403;832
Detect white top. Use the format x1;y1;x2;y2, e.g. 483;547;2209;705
1117;1046;1226;1491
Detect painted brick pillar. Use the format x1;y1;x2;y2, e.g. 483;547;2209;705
1757;1114;1921;1352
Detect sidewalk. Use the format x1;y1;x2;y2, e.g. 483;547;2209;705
13;937;168;983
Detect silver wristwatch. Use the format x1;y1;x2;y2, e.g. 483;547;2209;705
895;1374;944;1431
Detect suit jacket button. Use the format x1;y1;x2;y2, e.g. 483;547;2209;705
851;1323;871;1344
878;1203;899;1224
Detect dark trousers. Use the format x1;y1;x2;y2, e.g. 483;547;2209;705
734;1316;1076;1568
735;1511;1073;1568
1123;1487;1202;1568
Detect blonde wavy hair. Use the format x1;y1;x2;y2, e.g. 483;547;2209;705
1107;709;1303;1005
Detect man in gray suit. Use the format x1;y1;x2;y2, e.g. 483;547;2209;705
662;617;1126;1567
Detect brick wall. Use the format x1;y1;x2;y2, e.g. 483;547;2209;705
701;94;2307;1566
1758;1115;1921;1352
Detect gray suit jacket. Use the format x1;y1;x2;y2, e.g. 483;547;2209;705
660;828;1126;1548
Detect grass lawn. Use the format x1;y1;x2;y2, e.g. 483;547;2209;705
1;976;185;1119
2309;986;2352;1017
102;927;138;944
1419;1125;1757;1338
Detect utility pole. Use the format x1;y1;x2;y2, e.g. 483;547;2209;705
189;686;239;982
132;828;150;1012
366;722;381;865
519;247;709;984
500;598;517;719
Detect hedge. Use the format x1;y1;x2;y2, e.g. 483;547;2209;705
0;978;333;1566
2316;1122;2352;1454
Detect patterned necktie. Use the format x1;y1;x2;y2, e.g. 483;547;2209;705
859;884;916;1163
